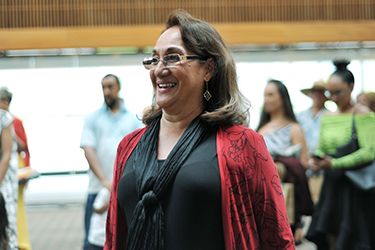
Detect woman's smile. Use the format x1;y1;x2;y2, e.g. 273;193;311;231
157;81;177;89
156;80;177;93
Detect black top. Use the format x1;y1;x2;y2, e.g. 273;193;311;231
118;128;225;250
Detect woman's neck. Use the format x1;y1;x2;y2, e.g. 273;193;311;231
160;105;203;137
337;101;354;114
258;112;290;135
157;107;203;160
269;111;289;124
311;103;325;116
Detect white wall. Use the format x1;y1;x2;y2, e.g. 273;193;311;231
1;58;374;173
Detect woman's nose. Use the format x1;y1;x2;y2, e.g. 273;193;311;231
153;62;170;77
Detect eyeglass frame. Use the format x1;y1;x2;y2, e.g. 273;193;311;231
142;54;206;70
324;86;350;99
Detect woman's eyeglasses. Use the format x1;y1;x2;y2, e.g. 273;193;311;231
142;54;205;70
324;87;349;99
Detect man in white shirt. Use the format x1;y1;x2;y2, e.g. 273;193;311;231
80;74;143;250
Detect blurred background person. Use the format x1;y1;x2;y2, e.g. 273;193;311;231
0;105;18;250
297;80;329;155
0;192;9;250
105;9;294;250
306;60;375;250
297;80;330;204
356;91;375;112
0;87;32;250
80;74;143;250
257;79;314;245
86;187;110;250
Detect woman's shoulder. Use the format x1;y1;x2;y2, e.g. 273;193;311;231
355;104;372;114
321;112;349;120
222;124;259;134
0;109;11;117
0;109;13;125
289;122;306;141
290;121;301;129
219;124;264;144
119;127;148;146
320;111;375;123
355;111;375;123
256;120;293;136
289;121;303;132
218;125;269;158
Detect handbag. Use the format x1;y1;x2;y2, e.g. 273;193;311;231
335;113;375;192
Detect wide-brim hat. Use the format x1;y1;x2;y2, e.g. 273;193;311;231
300;80;327;97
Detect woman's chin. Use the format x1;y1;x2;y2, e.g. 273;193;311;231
156;98;173;111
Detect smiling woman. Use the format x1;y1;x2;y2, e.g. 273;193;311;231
141;11;250;128
105;9;294;250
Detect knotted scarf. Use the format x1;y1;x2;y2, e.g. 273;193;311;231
125;114;210;250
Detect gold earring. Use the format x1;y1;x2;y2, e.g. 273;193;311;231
203;81;212;101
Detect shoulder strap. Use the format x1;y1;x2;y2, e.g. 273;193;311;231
351;111;357;140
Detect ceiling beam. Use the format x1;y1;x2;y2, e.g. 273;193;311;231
1;22;375;50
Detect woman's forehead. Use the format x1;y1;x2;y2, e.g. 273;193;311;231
328;75;347;86
153;27;186;53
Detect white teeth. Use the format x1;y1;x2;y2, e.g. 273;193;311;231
158;83;176;88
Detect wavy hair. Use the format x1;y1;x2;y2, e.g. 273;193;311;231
142;9;250;127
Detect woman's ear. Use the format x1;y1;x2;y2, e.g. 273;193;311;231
349;82;354;91
204;58;215;82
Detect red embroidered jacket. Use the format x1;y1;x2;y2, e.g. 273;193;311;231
104;124;295;250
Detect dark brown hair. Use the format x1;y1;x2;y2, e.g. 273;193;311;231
256;79;296;132
331;59;354;86
142;9;250;127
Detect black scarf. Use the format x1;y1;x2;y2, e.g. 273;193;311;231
125;114;209;250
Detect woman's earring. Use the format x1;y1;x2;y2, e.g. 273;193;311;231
203;81;212;101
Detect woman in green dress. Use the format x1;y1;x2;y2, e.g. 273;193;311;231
306;60;375;250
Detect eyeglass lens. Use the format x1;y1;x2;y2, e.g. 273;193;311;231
143;54;182;69
324;89;346;98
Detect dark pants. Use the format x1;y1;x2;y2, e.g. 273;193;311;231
83;193;97;250
85;243;103;250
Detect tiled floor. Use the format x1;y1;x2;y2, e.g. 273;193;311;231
26;205;85;250
25;204;317;250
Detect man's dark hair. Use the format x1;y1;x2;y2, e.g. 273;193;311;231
103;74;121;87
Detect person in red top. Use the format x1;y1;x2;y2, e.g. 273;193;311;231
104;9;294;250
0;87;32;250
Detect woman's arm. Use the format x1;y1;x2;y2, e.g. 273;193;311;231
104;128;146;250
253;135;295;249
13;118;28;152
82;146;112;191
0;124;13;185
332;114;375;168
291;123;309;168
309;113;375;171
